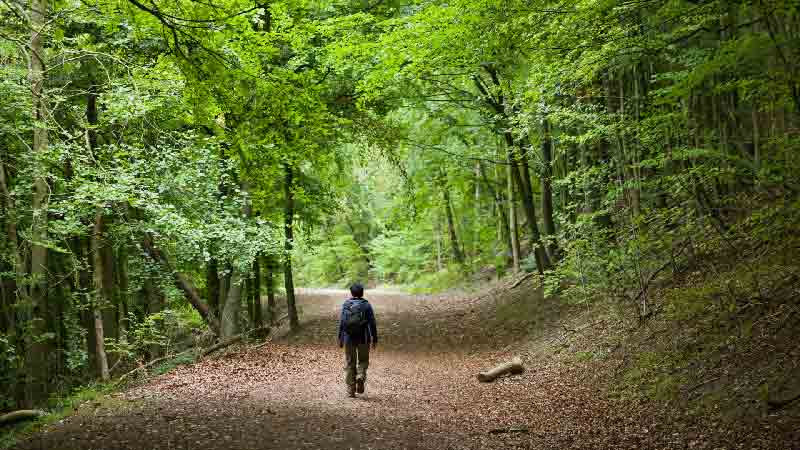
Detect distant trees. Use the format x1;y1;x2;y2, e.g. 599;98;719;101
298;0;800;299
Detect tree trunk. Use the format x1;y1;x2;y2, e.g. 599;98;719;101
206;258;220;318
442;182;465;266
473;70;548;273
141;234;220;334
77;237;97;377
540;118;559;261
100;225;117;369
263;256;275;323
283;163;299;331
91;209;110;381
252;257;262;328
118;244;130;344
0;159;22;293
505;138;549;274
220;263;231;318
143;276;162;359
222;267;243;338
248;277;257;328
0;159;22;332
25;0;50;407
507;157;521;273
473;162;481;260
221;181;255;338
435;214;443;271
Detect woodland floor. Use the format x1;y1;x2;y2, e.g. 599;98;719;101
11;286;799;449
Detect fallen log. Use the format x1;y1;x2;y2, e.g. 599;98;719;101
115;348;197;385
119;326;273;383
0;410;44;425
477;356;524;382
510;272;537;290
200;326;271;358
488;426;529;434
201;335;243;357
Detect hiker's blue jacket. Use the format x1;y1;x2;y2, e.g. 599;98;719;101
338;298;378;346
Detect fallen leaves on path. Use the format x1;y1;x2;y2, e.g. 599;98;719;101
12;287;796;449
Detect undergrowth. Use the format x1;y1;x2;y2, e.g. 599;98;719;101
0;350;201;449
535;195;800;426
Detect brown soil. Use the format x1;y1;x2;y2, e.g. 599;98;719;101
10;286;798;449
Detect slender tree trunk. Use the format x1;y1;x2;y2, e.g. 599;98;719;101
206;258;220;319
507;157;521;273
752;108;760;181
50;253;69;380
0;159;23;313
474;70;548;272
245;277;254;328
0;260;10;340
143;276;163;359
505;137;549;273
540;118;559;261
631;66;643;215
118;244;130;344
91;210;110;381
435;213;443;271
474;69;548;272
283;164;299;331
25;0;51;407
474;162;481;260
252;257;262;328
263;256;275;323
247;276;257;328
441;180;465;266
219;263;231;318
100;226;117;368
84;81;113;381
77;237;97;377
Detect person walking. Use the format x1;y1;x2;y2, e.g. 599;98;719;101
338;283;378;398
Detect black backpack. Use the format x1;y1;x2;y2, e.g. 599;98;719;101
344;301;369;336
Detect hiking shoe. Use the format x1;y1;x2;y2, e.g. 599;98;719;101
356;378;365;394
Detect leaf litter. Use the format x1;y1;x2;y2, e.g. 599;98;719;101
12;287;797;449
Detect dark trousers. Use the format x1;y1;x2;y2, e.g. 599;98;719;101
344;342;370;388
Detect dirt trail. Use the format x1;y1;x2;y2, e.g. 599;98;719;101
12;289;687;449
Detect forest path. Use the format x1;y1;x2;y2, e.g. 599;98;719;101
13;288;658;450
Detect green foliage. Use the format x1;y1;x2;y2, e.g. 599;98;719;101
296;234;369;286
621;351;689;403
2;0;799;414
406;268;466;294
0;334;18;411
369;229;433;284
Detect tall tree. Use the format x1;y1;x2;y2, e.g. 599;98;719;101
25;0;51;407
283;164;299;331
